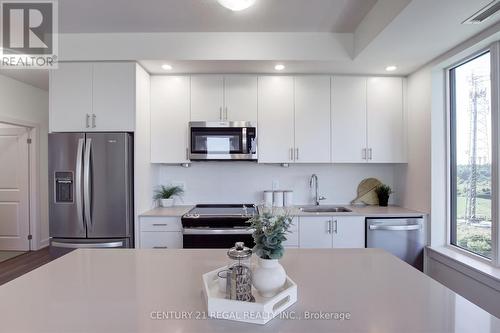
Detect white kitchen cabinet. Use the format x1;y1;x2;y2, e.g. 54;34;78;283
92;62;136;132
139;217;183;249
257;76;295;163
331;76;367;163
367;77;406;163
224;76;258;122
50;62;137;132
150;76;190;163
299;216;333;248
331;76;406;163
299;216;365;249
294;76;331;163
50;62;93;132
190;76;224;121
331;216;365;248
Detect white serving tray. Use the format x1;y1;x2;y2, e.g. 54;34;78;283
202;267;297;325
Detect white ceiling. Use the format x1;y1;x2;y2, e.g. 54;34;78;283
59;0;377;33
4;0;500;90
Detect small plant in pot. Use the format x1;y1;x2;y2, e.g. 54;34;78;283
247;207;293;297
153;185;184;208
375;184;393;207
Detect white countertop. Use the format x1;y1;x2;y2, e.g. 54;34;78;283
140;205;426;218
0;248;497;332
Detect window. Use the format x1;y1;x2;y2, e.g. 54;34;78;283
449;51;492;259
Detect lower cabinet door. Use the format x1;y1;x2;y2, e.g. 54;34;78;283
140;232;183;249
332;216;365;248
299;217;332;248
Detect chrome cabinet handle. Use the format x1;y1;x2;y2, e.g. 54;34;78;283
152;223;167;227
327;220;332;234
295;148;299;160
86;114;90;128
290;148;294;161
333;219;338;234
186;147;189;160
362;148;366;160
219;107;223;120
153;246;168;249
368;148;373;160
91;114;96;128
224;107;228;121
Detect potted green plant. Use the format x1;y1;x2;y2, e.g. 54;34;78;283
247;207;293;297
153;185;184;208
375;184;393;207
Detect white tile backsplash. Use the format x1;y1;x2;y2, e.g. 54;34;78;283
154;162;399;206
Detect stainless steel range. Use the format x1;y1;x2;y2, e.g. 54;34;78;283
181;204;257;248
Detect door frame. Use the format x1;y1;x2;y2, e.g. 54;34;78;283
0;116;42;251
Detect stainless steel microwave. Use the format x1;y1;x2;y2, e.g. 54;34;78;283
189;121;257;161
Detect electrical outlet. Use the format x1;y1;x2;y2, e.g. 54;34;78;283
272;180;280;190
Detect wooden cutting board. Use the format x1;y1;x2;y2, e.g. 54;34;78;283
352;178;382;205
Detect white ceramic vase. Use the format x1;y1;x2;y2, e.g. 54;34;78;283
252;257;286;297
160;198;174;207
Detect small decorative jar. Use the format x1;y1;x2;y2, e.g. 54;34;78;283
226;242;254;302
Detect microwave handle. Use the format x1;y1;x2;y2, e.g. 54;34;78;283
242;128;248;154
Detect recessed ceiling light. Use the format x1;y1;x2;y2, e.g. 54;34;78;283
385;65;397;72
217;0;256;11
161;64;173;71
274;64;285;71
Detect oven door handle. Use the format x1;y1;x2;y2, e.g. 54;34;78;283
183;228;254;235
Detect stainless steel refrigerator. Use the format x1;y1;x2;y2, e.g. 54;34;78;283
49;133;133;248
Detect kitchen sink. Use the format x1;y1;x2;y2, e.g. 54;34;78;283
299;206;352;213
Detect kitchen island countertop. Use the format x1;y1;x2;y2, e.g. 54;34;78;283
0;248;497;332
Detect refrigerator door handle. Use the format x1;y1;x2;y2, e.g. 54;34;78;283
84;138;92;231
75;138;85;231
51;241;124;248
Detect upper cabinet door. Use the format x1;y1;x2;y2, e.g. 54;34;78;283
92;62;136;132
223;76;258;122
367;77;406;163
257;76;295;163
190;76;224;121
331;76;367;163
294;76;331;163
49;63;93;132
151;76;190;164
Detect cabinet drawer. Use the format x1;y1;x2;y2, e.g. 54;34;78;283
140;217;182;232
140;232;183;249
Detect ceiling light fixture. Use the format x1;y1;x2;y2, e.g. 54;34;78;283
161;64;173;70
274;64;285;71
385;65;397;72
217;0;256;11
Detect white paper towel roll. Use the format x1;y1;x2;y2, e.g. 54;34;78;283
273;191;284;207
263;191;273;208
284;190;294;207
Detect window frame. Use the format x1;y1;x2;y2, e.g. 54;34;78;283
446;45;499;266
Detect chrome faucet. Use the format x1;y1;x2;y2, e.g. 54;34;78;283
309;174;326;206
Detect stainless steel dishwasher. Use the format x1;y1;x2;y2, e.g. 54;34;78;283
366;217;425;271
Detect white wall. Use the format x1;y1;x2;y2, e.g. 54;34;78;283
155;163;399;206
0;74;49;249
395;67;432;214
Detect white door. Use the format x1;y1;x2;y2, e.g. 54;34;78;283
0;127;30;251
92;62;136;132
367;77;406;163
191;76;224;121
223;76;258;122
257;76;295;163
49;62;92;132
294;76;331;163
331;76;367;163
332;216;365;248
150;76;190;163
299;216;332;248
